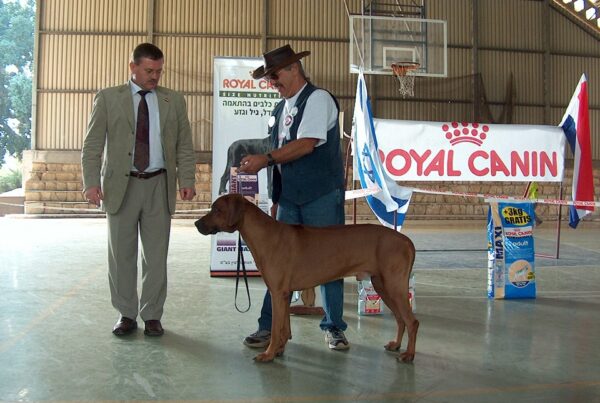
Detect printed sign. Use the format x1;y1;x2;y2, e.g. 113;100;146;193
373;119;566;182
210;57;279;276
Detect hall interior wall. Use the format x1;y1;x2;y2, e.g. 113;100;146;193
26;0;599;221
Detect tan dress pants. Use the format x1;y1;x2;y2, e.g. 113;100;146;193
106;173;171;321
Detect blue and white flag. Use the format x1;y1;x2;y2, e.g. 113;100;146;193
352;72;412;229
559;74;595;228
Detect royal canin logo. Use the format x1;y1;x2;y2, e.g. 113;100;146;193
442;122;489;146
376;120;562;180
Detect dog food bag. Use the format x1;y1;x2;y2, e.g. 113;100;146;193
229;168;259;199
487;201;536;299
229;167;270;215
358;278;383;315
486;212;497;298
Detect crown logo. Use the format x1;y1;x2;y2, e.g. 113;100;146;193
442;122;489;146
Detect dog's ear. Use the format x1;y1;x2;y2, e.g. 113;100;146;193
226;194;245;228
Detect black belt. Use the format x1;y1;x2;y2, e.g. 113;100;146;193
129;168;166;179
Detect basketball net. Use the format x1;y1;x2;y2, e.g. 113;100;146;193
391;62;420;98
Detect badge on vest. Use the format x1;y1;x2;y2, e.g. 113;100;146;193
284;114;293;128
268;116;276;128
283;106;297;129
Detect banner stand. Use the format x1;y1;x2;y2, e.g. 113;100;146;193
209;57;278;277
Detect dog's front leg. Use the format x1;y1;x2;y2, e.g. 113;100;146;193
278;300;291;356
254;291;290;362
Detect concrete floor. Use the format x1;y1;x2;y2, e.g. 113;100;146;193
0;217;599;402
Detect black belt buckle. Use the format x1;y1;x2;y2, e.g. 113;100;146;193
130;169;165;179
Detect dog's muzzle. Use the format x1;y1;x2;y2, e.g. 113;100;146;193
195;218;218;235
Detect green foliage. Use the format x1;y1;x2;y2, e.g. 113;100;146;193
0;0;35;168
0;166;22;193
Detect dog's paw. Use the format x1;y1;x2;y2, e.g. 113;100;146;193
397;351;415;363
253;352;275;363
384;341;401;352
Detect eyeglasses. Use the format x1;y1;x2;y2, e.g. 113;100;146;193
266;64;295;81
267;65;293;81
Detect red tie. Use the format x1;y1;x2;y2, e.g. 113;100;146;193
134;90;150;171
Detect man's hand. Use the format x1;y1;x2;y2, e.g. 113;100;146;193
238;138;317;175
179;187;196;201
238;154;268;175
84;186;103;207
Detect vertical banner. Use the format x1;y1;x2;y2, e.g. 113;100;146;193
211;57;279;276
487;201;536;299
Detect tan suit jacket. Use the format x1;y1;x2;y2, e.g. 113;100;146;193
81;83;196;215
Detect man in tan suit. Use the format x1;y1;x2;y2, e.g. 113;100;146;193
81;43;196;337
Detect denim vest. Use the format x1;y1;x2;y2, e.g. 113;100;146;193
269;83;344;205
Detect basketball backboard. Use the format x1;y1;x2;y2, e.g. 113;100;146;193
349;15;447;77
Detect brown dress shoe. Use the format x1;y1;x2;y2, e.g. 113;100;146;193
144;320;164;337
112;316;137;336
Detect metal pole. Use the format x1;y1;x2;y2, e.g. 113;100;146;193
472;0;481;121
344;133;357;224
536;182;563;260
555;183;563;259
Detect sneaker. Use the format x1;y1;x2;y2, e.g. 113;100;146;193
243;329;271;348
325;329;350;350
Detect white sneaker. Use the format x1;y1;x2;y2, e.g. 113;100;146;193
325;329;350;350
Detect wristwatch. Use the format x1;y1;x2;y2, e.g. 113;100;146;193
266;153;276;167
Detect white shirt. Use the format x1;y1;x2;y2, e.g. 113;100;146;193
130;81;165;172
278;83;338;148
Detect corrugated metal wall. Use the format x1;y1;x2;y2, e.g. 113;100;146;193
34;0;600;160
155;0;262;35
39;0;148;32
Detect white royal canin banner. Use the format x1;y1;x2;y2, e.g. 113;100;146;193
210;57;279;276
373;119;566;182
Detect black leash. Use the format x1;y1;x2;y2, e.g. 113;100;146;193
234;232;251;313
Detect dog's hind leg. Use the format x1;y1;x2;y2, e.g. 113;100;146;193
375;269;419;363
389;282;418;362
398;303;419;363
371;275;405;352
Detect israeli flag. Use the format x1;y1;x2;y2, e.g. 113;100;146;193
352;72;412;229
559;74;595;228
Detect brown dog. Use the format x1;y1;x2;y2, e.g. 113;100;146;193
195;193;419;363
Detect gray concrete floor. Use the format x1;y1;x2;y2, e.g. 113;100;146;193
0;217;599;403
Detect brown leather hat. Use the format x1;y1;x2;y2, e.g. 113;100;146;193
251;44;310;79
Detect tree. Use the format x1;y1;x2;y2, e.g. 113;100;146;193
0;0;35;168
0;166;21;193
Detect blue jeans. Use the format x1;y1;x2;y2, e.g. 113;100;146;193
257;188;347;332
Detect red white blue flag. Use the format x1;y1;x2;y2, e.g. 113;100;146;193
559;74;595;228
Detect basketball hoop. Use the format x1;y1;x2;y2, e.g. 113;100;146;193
391;62;420;98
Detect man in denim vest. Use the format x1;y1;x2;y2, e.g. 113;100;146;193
238;44;348;351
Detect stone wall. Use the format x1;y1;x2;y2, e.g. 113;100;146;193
21;150;212;216
21;151;600;223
